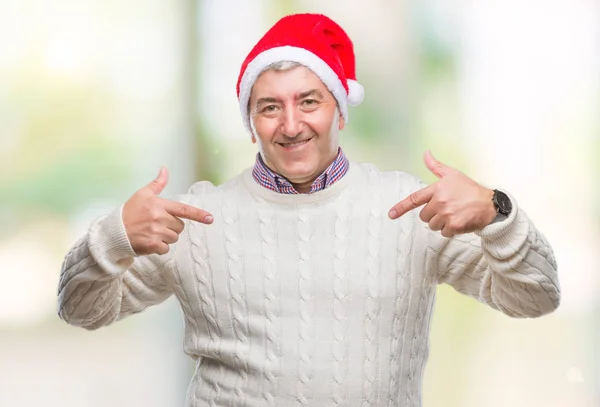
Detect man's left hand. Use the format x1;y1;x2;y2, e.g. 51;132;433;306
388;151;498;238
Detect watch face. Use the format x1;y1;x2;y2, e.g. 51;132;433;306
495;191;512;214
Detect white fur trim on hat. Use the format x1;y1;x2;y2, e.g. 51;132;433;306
239;46;359;133
347;80;364;106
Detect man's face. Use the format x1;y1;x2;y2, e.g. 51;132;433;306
249;65;345;191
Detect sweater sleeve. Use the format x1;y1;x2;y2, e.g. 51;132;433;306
57;204;176;330
421;192;561;318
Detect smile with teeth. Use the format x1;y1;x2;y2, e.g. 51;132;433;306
279;137;312;148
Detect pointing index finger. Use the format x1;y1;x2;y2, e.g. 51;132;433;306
164;200;214;224
389;184;435;220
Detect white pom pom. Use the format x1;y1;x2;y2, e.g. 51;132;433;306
347;80;364;106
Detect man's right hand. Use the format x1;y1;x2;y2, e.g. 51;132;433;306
122;167;213;256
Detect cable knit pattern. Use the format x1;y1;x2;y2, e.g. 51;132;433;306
407;261;433;405
362;171;382;407
57;162;560;407
389;174;418;407
296;207;314;406
528;230;560;308
188;217;223;405
332;191;352;406
258;204;280;405
221;182;250;402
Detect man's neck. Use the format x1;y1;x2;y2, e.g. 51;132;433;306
252;147;349;195
286;158;337;193
261;152;338;193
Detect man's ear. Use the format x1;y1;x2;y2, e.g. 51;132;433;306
249;116;257;143
339;114;346;130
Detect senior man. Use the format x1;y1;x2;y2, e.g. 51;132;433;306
58;13;560;407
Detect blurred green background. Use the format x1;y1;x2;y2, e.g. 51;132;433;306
1;0;598;406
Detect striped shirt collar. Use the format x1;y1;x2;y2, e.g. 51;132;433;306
252;147;349;194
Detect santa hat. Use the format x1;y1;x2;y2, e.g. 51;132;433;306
236;13;364;133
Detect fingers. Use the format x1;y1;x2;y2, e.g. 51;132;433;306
429;215;466;238
424;150;451;179
419;201;459;237
137;239;170;256
165;215;185;234
164;200;214;224
440;227;455;238
389;184;435;219
138;224;179;256
428;215;458;237
418;201;436;223
146;167;169;195
145;230;178;255
428;214;445;232
153;241;171;256
161;228;180;245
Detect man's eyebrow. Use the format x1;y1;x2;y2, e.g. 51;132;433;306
297;89;324;99
255;97;280;107
254;90;324;108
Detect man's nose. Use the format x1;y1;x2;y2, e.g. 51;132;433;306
281;107;302;138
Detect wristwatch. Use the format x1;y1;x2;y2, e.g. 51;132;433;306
492;189;512;217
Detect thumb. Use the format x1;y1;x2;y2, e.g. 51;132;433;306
146;167;169;195
424;150;449;179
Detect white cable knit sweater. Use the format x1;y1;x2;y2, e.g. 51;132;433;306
57;161;560;407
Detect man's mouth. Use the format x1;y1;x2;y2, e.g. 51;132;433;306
278;137;313;148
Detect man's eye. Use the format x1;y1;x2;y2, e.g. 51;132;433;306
262;105;277;112
302;99;318;106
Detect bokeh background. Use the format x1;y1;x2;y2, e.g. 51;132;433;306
1;0;598;406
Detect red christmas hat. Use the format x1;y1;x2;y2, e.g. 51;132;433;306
236;13;364;133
